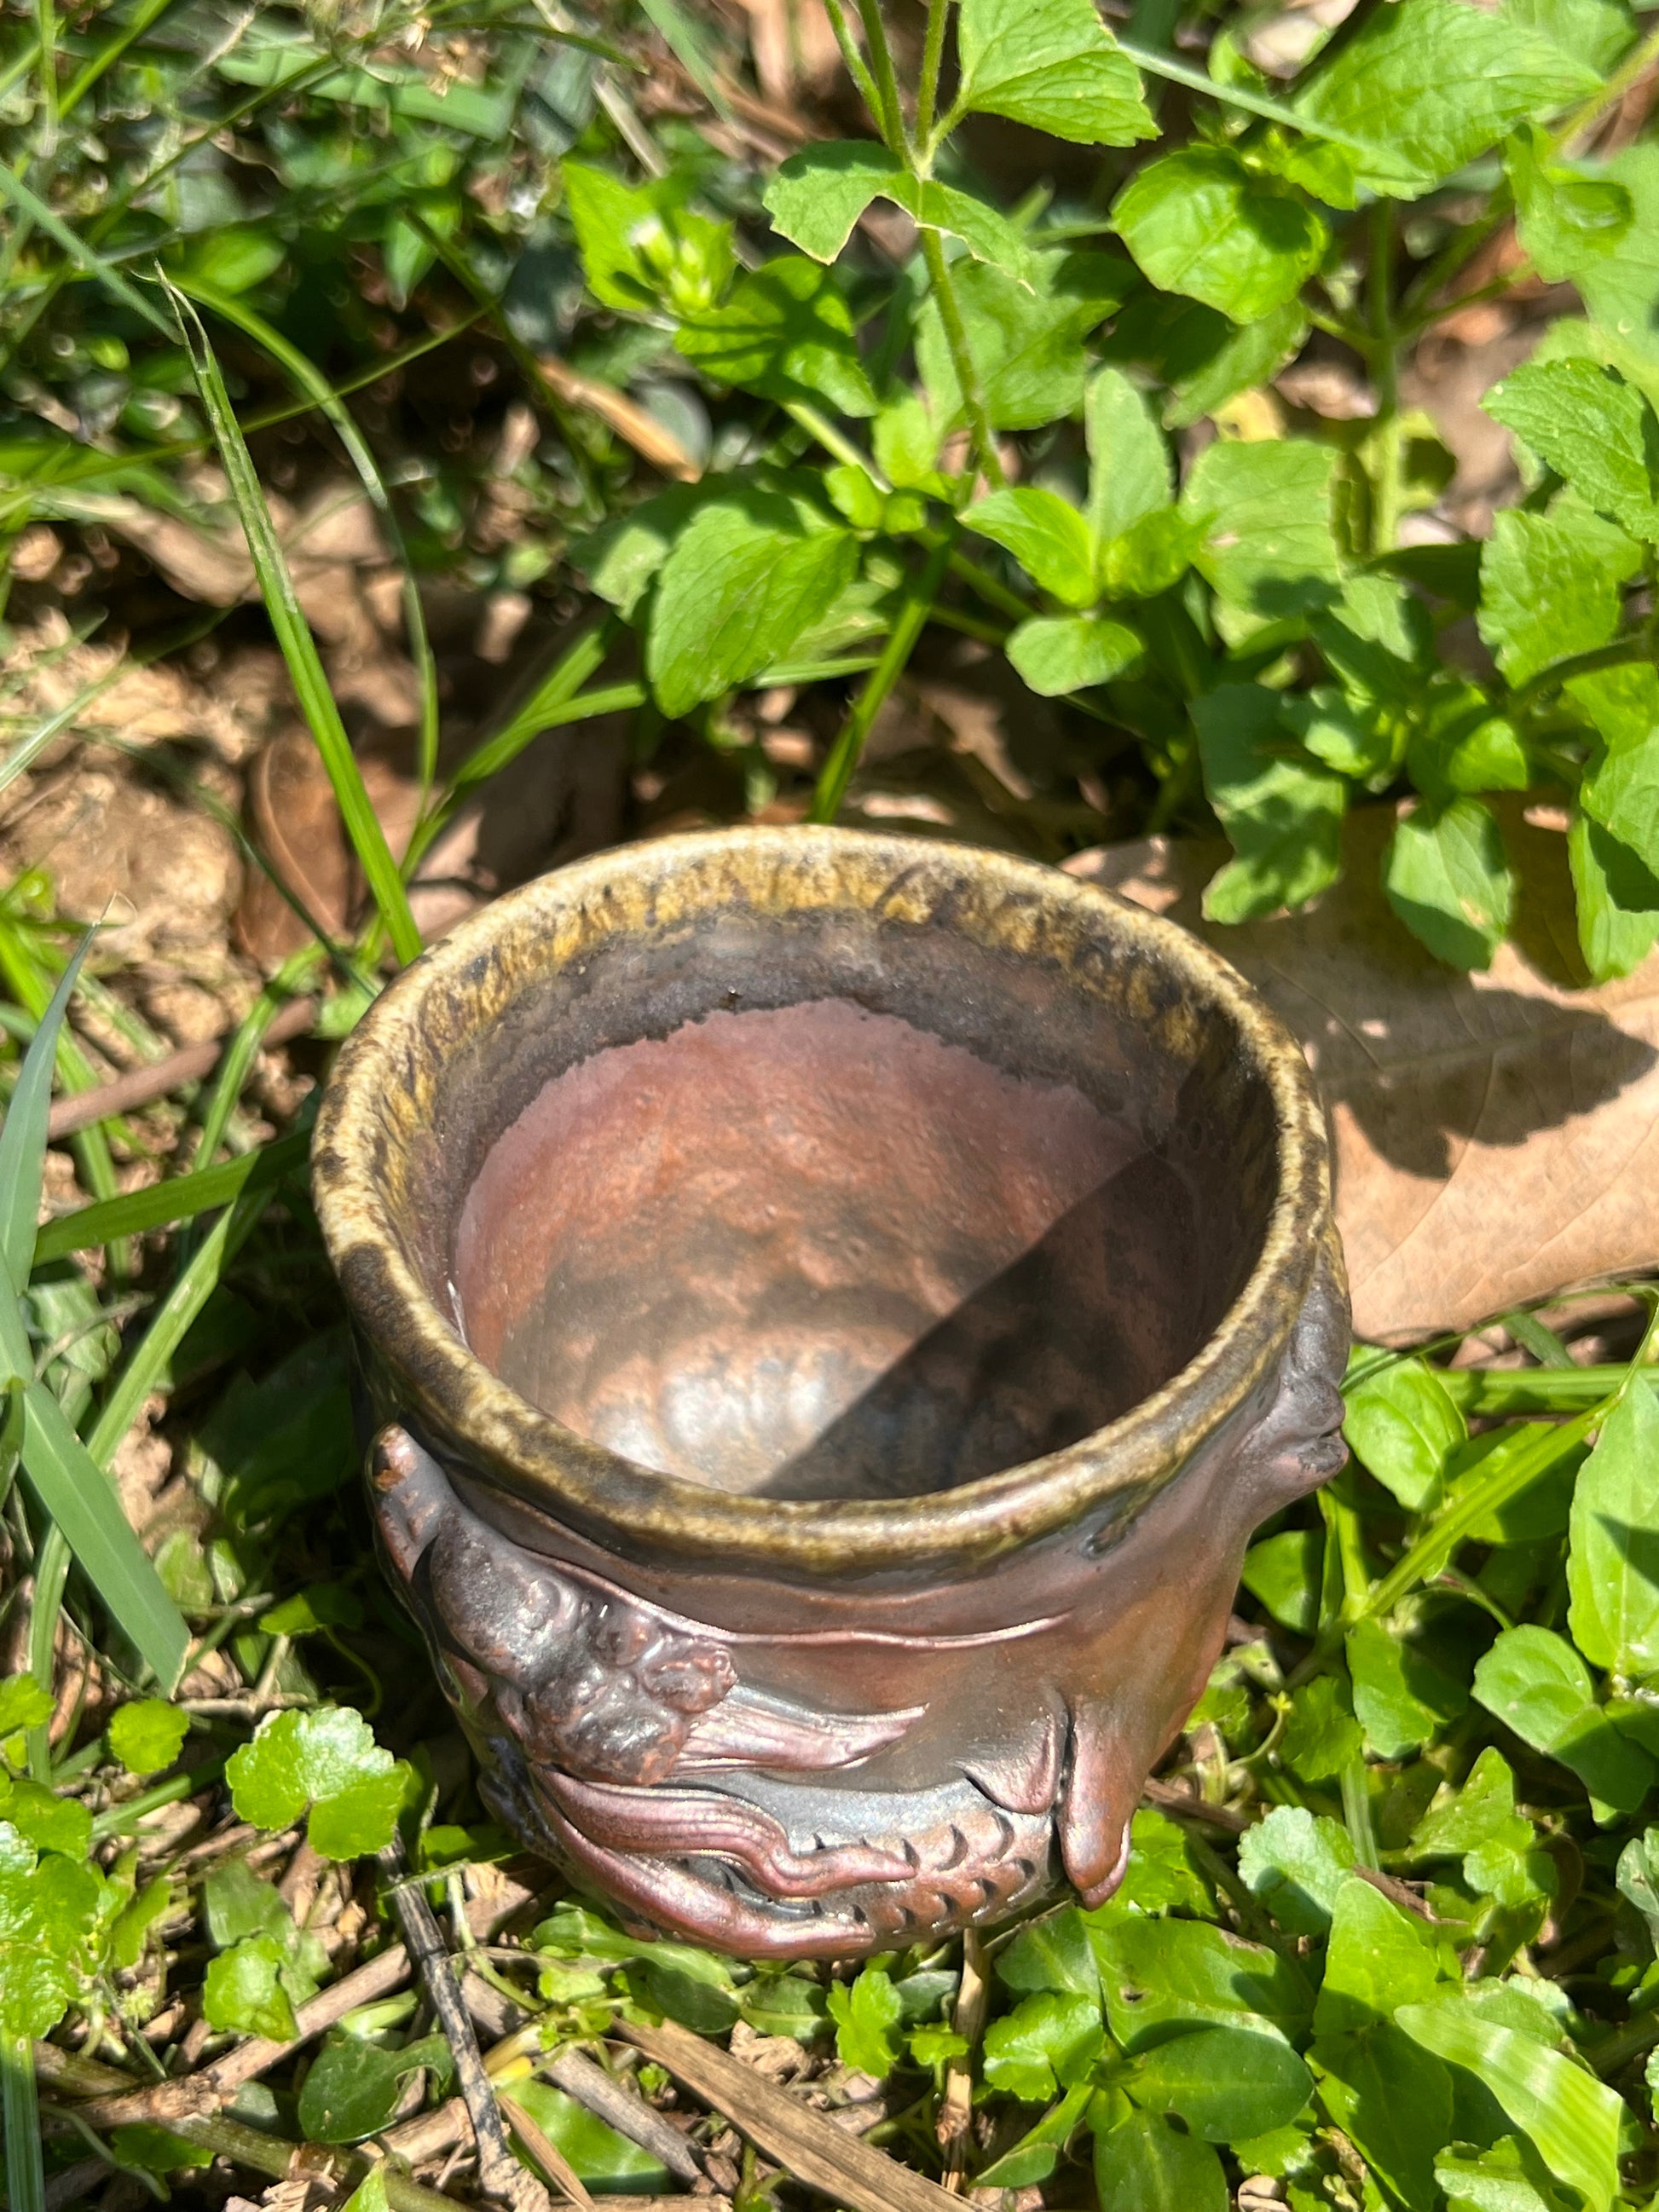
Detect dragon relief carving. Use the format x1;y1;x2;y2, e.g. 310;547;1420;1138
370;1425;1066;1954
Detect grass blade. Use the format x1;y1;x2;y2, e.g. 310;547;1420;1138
34;1129;309;1263
18;1381;189;1691
2;2031;43;2212
165;280;423;966
0;927;92;1293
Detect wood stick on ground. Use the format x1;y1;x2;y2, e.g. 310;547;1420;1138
935;1926;985;2192
620;2015;962;2212
47;996;317;1138
545;2048;704;2186
378;1840;550;2212
498;2088;598;2209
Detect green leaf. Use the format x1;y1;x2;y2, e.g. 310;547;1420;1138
504;2081;672;2192
1085;367;1171;545
1509;0;1638;72
1092;1916;1310;2051
1315;2019;1456;2210
1406;686;1529;804
1348;1615;1466;1760
1150;299;1310;431
0;929;91;1295
1181;436;1342;619
1098;511;1200;600
983;1990;1104;2101
202;1935;299;2042
1578;144;1659;369
997;1906;1101;1998
1472;1624;1656;1812
1409;1747;1535;1860
1240;1529;1323;1637
1007;615;1143;696
1477;502;1641;686
0;1855;105;2036
1194;684;1345;922
1567;1378;1659;1673
1113;150;1327;321
645;480;858;717
1092;2110;1228;2211
298;2030;452;2145
1507;126;1633;283
225;1705;411;1858
826;1962;903;2076
1436;2135;1576;2212
916;250;1135;433
0;1678;53;1737
954;0;1155;145
965;488;1096;606
1616;1827;1659;1949
1280;1672;1364;1783
1105;1806;1216;1920
1384;799;1514;969
1292;0;1598;199
1580;733;1659;915
974;2081;1092;2190
765;147;1033;281
629;1942;741;2033
676;257;876;418
1130;2024;1310;2143
107;2122;214;2174
1396;1999;1623;2212
1237;1805;1356;1935
563;162;732;315
740;1972;830;2039
0;1777;90;1861
1485;359;1659;541
108;1700;189;1777
1344;1355;1466;1512
1569;809;1659;981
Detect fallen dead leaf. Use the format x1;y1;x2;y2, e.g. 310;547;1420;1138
1067;802;1659;1340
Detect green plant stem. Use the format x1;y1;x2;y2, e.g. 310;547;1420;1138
1339;1759;1382;1870
920;230;1004;490
26;1522;70;1782
88;1756;226;1839
1367;200;1402;557
1116;38;1391;159
1513;633;1657;707
0;164;171;337
853;0;909;154
916;0;951;144
1589;2004;1659;2077
32;0;58;156
811;532;956;822
818;0;884;138
192;949;324;1171
1552;18;1659;152
59;0;179;117
785;401;892;487
3;2030;43;2212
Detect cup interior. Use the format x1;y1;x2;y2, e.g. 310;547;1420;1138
416;891;1280;1504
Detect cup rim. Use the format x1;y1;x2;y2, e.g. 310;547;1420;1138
312;825;1334;1574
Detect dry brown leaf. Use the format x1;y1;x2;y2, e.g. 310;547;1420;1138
620;2017;961;2212
1067;802;1659;1339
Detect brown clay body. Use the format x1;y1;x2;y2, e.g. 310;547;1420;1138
313;827;1349;1958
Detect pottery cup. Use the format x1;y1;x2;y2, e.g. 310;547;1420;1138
314;827;1349;1958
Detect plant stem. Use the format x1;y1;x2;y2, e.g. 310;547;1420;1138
89;1756;226;1840
1367;200;1402;557
26;1523;70;1782
854;0;909;155
920;229;1004;489
1513;633;1658;707
1116;38;1390;159
916;0;951;145
818;0;884;131
811;532;956;822
3;2030;43;2212
1552;18;1659;153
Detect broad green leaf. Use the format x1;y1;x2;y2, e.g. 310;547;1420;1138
1448;1424;1582;1544
107;2123;214;2174
1280;1673;1363;1783
1570;809;1659;980
1009;615;1143;696
1129;2023;1311;2142
1478;502;1641;686
1091;1916;1310;2051
1507;126;1633;283
965;488;1096;606
0;1854;105;2036
1315;2020;1456;2210
1182;436;1341;618
1343;1354;1465;1511
1384;799;1514;969
997;1906;1100;1998
955;0;1155;145
0;1678;52;1736
826;1962;902;2076
1113;149;1327;321
983;1990;1104;2101
205;1857;296;1947
504;2080;671;2192
1410;1750;1546;1903
1485;359;1659;541
108;1700;188;1777
873;393;944;491
1099;510;1200;599
1348;1615;1467;1759
1101;1806;1215;1920
563;162;732;315
677;257;876;417
974;2081;1092;2190
298;2030;453;2145
572;485;707;619
1194;684;1345;922
1509;0;1637;70
1158;300;1309;430
916;250;1135;432
1405;686;1528;804
1092;2110;1228;2211
203;1934;298;2042
1396;1999;1622;2212
1568;1378;1659;1673
1436;2135;1577;2212
764;146;1035;281
1472;1625;1656;1812
226;1705;412;1857
1085;367;1171;544
1237;1806;1356;1935
1292;0;1598;199
1240;1529;1323;1637
1578;143;1659;368
1616;1827;1659;1949
741;1972;829;2039
0;1777;90;1861
645;481;858;717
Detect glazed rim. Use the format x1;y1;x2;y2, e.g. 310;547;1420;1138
312;826;1334;1575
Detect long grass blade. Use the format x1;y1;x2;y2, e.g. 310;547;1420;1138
165;280;423;965
0;928;92;1293
34;1129;309;1264
2;2030;43;2212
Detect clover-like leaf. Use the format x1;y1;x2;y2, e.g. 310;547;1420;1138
827;1961;904;2076
203;1933;300;2042
226;1705;411;1858
109;1699;190;1777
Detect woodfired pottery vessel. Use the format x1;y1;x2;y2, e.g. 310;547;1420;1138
313;827;1350;1960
